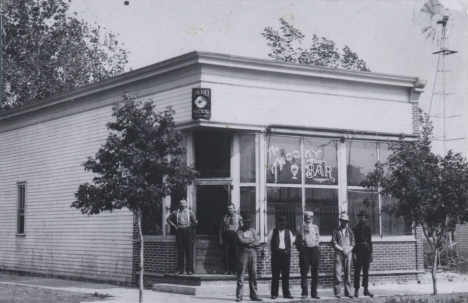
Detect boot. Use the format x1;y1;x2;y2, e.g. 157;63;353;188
354;289;359;298
364;288;374;298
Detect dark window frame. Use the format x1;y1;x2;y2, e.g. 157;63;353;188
17;182;26;235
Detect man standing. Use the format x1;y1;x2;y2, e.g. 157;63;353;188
352;210;374;298
236;214;262;302
219;203;243;275
166;199;198;275
295;211;321;300
331;212;355;298
266;216;294;300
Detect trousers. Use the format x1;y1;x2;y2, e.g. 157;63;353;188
271;249;291;297
222;231;237;273
176;227;193;272
299;246;320;297
354;243;371;289
333;252;352;295
236;248;258;299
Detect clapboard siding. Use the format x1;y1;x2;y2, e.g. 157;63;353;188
457;224;468;259
0;78;196;282
206;83;413;134
0;104;137;282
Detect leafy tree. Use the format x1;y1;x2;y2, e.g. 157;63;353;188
262;18;370;71
1;0;128;111
361;111;468;295
72;94;198;303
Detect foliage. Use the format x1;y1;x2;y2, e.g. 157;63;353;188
262;18;370;71
72;94;197;303
1;0;129;111
361;110;468;294
72;93;197;215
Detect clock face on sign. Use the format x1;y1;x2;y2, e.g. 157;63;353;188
194;96;208;108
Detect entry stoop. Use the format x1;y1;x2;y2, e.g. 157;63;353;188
152;273;268;296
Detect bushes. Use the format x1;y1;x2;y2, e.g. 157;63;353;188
424;249;468;274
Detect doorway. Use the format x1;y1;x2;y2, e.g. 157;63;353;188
194;183;231;274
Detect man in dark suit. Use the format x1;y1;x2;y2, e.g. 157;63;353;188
266;216;294;300
352;210;374;298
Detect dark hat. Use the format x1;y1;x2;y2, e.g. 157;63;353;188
242;214;255;223
357;210;369;218
277;216;287;224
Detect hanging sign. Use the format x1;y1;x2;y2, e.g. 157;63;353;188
192;88;211;120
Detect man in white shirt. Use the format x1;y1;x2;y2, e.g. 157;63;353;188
295;211;321;299
266;216;295;300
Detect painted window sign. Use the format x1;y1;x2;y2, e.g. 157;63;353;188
267;136;338;185
267;136;301;184
304;138;338;185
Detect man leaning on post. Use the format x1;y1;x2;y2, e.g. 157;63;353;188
295;211;321;300
331;212;355;299
166;199;197;275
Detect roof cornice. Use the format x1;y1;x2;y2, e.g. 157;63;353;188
0;51;425;121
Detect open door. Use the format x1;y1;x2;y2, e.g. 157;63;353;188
194;183;231;274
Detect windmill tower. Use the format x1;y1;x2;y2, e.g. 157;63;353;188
414;0;464;155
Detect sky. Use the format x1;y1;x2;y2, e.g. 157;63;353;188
68;0;468;155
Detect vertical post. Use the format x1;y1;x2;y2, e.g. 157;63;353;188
138;210;144;303
259;132;266;240
338;138;348;215
232;133;240;209
186;133;195;211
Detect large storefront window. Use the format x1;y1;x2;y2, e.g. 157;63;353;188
267;187;302;234
195;131;231;178
240;187;257;229
305;189;339;235
304;138;338;185
381;195;412;235
267;136;301;184
266;135;339;235
346;141;412;236
347;190;380;235
240;135;256;183
347;141;377;186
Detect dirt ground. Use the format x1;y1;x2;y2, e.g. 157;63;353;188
0;284;107;303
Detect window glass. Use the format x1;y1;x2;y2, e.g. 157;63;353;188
17;184;26;234
267;136;301;184
347;141;377;186
168;191;186;236
266;187;302;234
240;187;257;229
304;138;338;185
305;188;339;235
240;135;256;183
381;195;412;235
195;131;231;178
142;207;163;236
347;190;380;235
379;142;392;178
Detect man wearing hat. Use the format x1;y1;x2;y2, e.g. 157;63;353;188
352;210;374;298
294;211;321;300
219;203;243;275
331;212;355;298
236;214;262;302
266;216;295;300
166;199;198;275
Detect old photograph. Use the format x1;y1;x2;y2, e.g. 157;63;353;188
1;0;468;302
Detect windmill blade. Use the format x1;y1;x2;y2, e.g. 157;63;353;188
422;25;433;34
426;28;437;39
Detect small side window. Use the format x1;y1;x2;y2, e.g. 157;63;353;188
17;183;26;234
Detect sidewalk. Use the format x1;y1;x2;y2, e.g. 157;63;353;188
0;271;467;303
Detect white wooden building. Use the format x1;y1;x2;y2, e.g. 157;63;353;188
0;52;426;283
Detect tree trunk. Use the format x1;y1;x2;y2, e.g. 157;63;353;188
138;211;144;303
432;248;438;295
